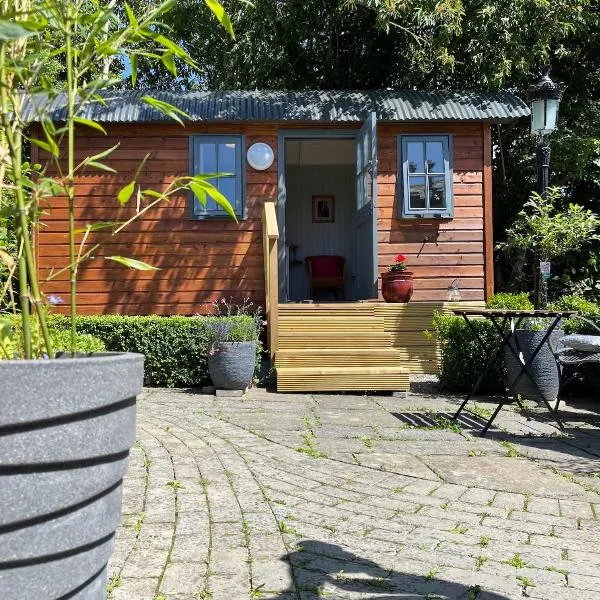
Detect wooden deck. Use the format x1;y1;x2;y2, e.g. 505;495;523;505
274;301;482;392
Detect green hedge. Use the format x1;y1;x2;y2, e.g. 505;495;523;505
433;293;600;393
48;314;261;388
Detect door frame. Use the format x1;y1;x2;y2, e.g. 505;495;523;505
277;128;360;302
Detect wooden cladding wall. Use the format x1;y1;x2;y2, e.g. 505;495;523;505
376;122;489;302
36;120;490;315
36;123;278;315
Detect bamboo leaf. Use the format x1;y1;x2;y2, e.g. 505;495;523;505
73;117;106;135
86;160;116;173
30;138;57;157
141;189;164;198
142;96;189;125
130;53;138;86
0;20;38;41
74;222;117;234
117;181;136;205
204;0;235;39
86;143;120;162
124;2;139;28
106;256;160;270
160;51;177;76
189;181;207;207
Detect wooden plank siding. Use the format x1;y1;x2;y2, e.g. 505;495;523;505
376;122;486;302
36;120;489;314
37;123;279;314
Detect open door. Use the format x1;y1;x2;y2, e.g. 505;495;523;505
355;112;378;299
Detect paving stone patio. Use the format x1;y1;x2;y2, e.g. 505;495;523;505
108;387;600;600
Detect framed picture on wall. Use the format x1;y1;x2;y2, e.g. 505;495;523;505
312;195;335;223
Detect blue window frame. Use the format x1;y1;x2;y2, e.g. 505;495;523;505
398;135;453;218
189;135;244;218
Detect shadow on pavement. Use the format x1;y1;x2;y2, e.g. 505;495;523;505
273;540;515;599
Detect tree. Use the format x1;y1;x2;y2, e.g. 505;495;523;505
122;0;600;300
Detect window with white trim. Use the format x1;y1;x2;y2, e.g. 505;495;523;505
190;135;244;218
398;135;453;218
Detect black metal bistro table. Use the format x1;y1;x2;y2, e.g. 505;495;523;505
451;309;576;436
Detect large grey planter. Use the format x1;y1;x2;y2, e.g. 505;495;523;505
208;341;256;390
504;329;562;403
0;352;143;599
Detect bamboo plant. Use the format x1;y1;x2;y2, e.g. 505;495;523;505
0;0;235;359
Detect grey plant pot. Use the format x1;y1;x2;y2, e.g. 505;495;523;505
0;352;143;600
504;329;563;403
208;341;256;390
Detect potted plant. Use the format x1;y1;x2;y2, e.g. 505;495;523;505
498;188;600;403
381;254;413;303
0;2;233;598
207;298;263;390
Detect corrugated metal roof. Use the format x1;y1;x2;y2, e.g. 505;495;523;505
22;89;529;123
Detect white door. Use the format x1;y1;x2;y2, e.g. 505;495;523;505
356;112;378;299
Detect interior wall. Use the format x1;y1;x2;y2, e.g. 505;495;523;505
285;164;356;300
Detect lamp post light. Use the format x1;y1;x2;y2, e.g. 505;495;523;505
527;67;565;308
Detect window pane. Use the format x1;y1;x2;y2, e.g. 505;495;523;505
408;176;426;209
219;177;237;210
429;176;446;209
425;141;444;173
407;142;424;173
199;143;217;173
218;142;236;174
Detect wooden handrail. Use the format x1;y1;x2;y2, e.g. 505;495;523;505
262;200;279;362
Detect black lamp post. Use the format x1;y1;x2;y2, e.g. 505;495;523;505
527;67;565;307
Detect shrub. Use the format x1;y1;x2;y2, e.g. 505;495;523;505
47;314;261;388
548;294;600;334
433;292;600;392
432;312;502;393
486;292;533;310
433;292;534;392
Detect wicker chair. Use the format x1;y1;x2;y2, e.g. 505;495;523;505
554;316;600;408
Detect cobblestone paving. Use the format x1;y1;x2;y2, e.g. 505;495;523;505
108;389;600;600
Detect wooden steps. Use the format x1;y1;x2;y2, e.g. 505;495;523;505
274;301;484;392
275;367;410;392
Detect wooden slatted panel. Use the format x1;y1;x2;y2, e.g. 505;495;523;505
274;300;484;390
276;368;410;392
278;332;391;349
37;123;277;315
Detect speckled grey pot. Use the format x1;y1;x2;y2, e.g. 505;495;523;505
0;352;143;600
504;329;562;403
208;341;256;390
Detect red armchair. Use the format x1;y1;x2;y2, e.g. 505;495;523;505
305;255;346;300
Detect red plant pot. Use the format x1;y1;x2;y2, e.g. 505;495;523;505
381;271;414;303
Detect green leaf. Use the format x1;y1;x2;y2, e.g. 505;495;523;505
85;143;120;162
117;181;136;205
30;138;57;157
142;96;189;125
86;161;116;173
204;0;235;38
106;256;160;270
189;181;207;207
160;51;177;76
0;19;38;41
74;222;118;234
130;53;138;87
190;177;237;220
73;117;106;135
124;2;139;28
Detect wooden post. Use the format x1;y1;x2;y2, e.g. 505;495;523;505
262;200;279;362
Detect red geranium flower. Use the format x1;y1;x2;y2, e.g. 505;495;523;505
396;254;406;263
